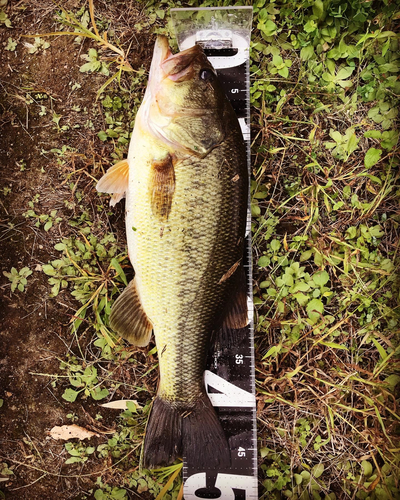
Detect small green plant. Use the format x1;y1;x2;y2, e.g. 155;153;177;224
23;208;62;231
64;442;95;464
3;267;32;292
80;48;109;75
5;37;16;50
367;101;399;130
0;7;11;27
0;461;13;481
324;127;359;160
269;54;292;78
25;37;50;53
60;356;109;402
28;0;136;96
94;486;127;500
321;65;354;91
342;460;400;500
16;159;26;171
66;412;78;422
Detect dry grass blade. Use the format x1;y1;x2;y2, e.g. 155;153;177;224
88;0;100;39
154;465;182;500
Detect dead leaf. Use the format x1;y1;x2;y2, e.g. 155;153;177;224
101;399;141;410
49;424;99;441
368;476;380;492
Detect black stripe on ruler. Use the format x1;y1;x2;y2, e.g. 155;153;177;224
216;62;248;119
184;47;257;498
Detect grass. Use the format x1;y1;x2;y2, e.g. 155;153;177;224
0;0;399;498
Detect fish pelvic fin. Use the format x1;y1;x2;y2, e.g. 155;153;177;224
109;279;153;346
96;159;129;207
142;394;230;469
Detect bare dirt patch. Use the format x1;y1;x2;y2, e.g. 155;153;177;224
1;1;155;497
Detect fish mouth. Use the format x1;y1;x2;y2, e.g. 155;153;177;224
150;35;203;83
148;36;173;86
161;43;203;82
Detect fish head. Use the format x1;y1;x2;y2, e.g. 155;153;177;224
144;36;227;156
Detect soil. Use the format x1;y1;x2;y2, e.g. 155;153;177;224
0;2;155;498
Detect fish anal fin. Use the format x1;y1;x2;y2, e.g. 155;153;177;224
149;154;175;220
109;279;153;347
96;160;129;206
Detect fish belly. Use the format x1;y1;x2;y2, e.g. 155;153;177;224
126;127;247;405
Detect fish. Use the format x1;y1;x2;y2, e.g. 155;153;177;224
96;35;248;469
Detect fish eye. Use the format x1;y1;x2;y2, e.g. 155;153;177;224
199;68;215;81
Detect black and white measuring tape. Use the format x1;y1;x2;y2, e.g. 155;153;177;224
171;8;257;499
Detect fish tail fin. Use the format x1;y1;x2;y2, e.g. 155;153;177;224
142;397;182;469
142;394;230;469
182;394;231;469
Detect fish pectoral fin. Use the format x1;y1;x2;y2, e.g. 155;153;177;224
96;159;129;206
109;279;153;346
149;154;175;220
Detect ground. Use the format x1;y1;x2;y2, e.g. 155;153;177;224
1;1;399;500
0;1;157;498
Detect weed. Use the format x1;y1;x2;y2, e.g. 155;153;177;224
324;127;360;161
3;267;32;292
60;357;109;402
0;6;11;27
27;0;136;97
24;37;49;53
23;208;62;232
64;442;95;464
66;412;78;423
80;48;109;75
94;485;127;500
5;37;16;51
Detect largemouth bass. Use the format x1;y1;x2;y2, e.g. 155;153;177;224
96;35;248;469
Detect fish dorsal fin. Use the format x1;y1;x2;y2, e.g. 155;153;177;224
96;160;129;206
110;279;153;347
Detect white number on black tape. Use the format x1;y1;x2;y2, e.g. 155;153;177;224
204;370;256;408
185;472;258;500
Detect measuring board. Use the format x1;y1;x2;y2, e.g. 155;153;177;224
171;8;257;500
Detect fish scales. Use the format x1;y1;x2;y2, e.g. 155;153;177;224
127;128;246;403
